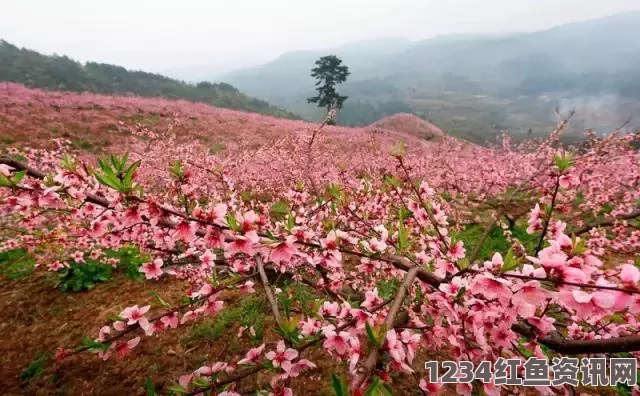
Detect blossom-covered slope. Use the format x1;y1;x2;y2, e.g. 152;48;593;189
1;82;640;396
0;82;471;190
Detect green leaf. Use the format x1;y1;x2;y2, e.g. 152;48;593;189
553;152;573;172
286;214;295;232
398;207;411;221
499;249;521;273
365;376;392;396
326;183;342;200
454;286;467;305
169;160;185;180
269;200;289;221
60;154;77;171
330;374;349;396
397;218;410;252
383;175;401;188
0;173;13;187
19;352;49;383
122;160;141;190
571;236;587;255
225;213;239;232
365;322;382;348
192;378;211;388
81;335;110;352
167;384;188;394
148;291;171;307
144;377;157;396
94;171;123;191
12;170;26;184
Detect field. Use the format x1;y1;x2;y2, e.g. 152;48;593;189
1;83;640;395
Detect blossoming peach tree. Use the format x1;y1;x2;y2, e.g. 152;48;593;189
1;114;640;395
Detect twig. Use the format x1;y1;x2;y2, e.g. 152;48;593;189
256;254;283;330
534;174;560;255
353;265;419;389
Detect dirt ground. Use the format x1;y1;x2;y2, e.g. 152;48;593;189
0;270;374;396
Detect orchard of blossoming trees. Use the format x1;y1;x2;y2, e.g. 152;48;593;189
1;83;640;395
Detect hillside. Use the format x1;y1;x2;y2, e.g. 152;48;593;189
0;40;297;119
221;11;640;142
367;113;445;141
1;83;639;396
0;83;465;190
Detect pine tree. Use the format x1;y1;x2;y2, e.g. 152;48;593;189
307;55;350;121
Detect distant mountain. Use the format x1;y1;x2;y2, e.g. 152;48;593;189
222;12;640;142
0;40;298;119
223;38;412;98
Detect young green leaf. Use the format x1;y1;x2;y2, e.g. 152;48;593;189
122;160;141;190
397;219;410;252
167;384;188;394
144;377;157;396
365;322;382;348
365;376;393;396
269;199;289;220
499;249;521;273
0;173;13;187
330;374;349;396
12;170;26;184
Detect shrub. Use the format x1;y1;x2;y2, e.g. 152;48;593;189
57;258;112;292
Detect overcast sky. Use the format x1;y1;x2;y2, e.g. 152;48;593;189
2;0;640;78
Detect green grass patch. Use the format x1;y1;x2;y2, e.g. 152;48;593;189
454;223;510;261
277;281;319;317
71;138;94;151
182;296;265;347
454;222;539;260
57;260;112;292
376;278;401;301
106;245;150;281
208;142;227;154
0;248;35;280
19;352;49;383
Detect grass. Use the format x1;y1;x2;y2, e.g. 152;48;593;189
71;138;95;151
0;248;35;280
0;135;17;145
277;281;322;317
106;245;150;281
453;222;538;261
19;353;49;383
376;278;401;301
208;142;227;154
182;296;266;347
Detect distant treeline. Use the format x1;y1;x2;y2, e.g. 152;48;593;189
0;40;298;118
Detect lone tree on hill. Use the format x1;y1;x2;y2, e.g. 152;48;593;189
307;55;350;123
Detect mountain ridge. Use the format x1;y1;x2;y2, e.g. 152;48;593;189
220;11;640;142
0;40;298;119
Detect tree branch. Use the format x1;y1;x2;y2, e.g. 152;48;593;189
574;209;640;235
256;254;283;330
353;265;419;389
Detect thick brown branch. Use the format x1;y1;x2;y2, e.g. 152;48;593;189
512;323;640;354
353;265;419;389
574;209;640;235
256;254;283;330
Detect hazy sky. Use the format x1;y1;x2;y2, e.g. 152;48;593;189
2;0;640;77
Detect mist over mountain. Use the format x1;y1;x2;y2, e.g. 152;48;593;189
221;11;640;142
